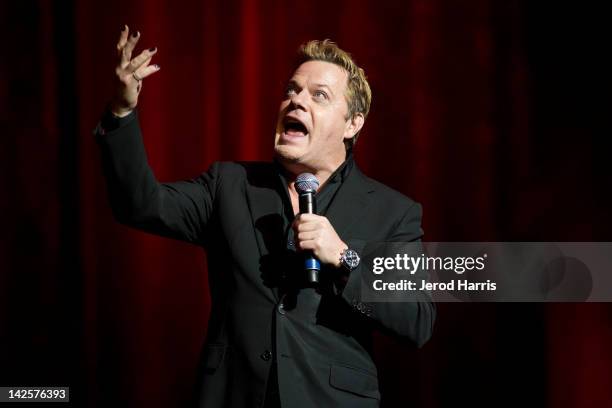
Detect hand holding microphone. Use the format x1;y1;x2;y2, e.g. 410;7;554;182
293;173;348;285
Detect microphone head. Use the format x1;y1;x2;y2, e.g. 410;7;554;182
295;173;320;194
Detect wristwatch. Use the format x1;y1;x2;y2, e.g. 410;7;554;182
339;248;360;272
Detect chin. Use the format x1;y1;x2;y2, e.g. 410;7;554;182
274;144;306;163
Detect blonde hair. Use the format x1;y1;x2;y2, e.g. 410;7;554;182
296;39;372;148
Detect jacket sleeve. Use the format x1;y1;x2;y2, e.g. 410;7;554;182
96;110;219;245
340;202;436;347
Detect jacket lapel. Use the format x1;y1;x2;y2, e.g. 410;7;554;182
244;163;284;301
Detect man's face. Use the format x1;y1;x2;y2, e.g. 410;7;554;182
274;60;361;173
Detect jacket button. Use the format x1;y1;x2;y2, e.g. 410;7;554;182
260;350;272;361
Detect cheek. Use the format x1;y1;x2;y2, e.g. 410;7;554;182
313;113;335;135
275;103;288;131
277;101;289;118
323;115;347;140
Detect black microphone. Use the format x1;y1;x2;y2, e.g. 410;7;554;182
295;173;320;286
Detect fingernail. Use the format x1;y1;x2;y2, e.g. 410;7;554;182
131;31;139;38
154;64;160;69
149;47;156;52
121;25;126;31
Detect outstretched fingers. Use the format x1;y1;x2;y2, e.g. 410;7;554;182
120;30;141;68
116;24;129;56
133;63;161;81
127;47;157;73
110;25;160;114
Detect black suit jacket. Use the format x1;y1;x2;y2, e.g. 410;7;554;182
97;112;435;408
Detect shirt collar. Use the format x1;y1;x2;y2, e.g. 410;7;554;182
274;149;355;186
326;149;354;184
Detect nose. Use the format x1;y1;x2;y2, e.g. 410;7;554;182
288;89;307;112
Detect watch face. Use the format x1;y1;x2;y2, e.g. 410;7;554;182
343;249;360;269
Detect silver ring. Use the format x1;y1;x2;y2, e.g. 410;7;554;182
132;72;142;82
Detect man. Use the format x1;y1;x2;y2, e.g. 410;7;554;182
96;25;435;408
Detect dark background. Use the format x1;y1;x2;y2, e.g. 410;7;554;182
1;0;611;407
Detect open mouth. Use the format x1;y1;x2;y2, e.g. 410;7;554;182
282;116;308;138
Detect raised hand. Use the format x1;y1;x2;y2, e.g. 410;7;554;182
110;25;160;117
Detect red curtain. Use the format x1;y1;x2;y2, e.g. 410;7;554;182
2;0;611;407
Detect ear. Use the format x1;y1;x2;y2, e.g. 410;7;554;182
343;113;365;140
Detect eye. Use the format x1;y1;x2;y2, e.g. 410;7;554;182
313;90;328;100
285;85;297;97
